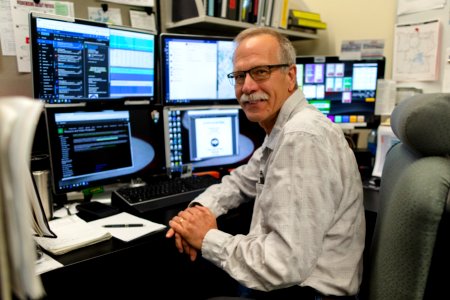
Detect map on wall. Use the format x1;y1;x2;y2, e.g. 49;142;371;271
393;20;441;82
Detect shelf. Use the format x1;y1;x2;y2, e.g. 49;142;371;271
165;16;319;41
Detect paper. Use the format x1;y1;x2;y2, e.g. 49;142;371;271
442;48;450;92
397;0;445;16
375;79;397;116
372;125;400;178
0;96;46;299
0;0;15;55
130;9;156;31
10;0;74;72
393;20;440;82
89;212;166;242
102;0;154;6
340;39;385;60
88;6;123;25
34;215;112;255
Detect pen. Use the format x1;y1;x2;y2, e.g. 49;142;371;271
103;224;144;228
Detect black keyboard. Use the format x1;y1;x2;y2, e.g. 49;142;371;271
111;175;220;213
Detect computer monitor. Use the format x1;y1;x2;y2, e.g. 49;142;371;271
44;103;166;194
163;105;265;175
295;56;386;128
29;12;157;103
160;33;236;106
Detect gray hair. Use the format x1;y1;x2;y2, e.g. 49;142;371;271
233;27;296;65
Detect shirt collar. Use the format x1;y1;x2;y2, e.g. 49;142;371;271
261;89;307;151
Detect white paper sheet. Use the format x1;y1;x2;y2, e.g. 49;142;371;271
393;20;441;82
102;0;154;7
397;0;446;16
89;212;166;242
372;125;400;177
10;0;74;72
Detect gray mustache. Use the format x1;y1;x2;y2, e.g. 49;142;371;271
240;92;270;103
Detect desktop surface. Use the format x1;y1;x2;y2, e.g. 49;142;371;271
39;198;253;299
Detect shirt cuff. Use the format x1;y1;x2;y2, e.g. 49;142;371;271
202;229;232;268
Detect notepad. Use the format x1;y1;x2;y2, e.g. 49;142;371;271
89;212;167;242
34;215;112;255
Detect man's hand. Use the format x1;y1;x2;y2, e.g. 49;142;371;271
166;206;217;261
166;227;198;261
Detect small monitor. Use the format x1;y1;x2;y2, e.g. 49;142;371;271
295;56;386;128
45;103;166;194
29;12;157;103
160;33;236;106
163;105;265;174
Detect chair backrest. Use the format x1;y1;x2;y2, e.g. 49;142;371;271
366;93;450;300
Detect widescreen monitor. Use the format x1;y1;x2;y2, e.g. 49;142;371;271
29;12;157;103
160;33;236;106
45;103;166;194
295;56;386;128
163;105;265;175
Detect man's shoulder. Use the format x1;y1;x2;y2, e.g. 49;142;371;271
284;105;334;134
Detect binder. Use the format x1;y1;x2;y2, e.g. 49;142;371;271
226;0;240;20
289;9;321;22
271;0;288;28
279;0;290;29
289;17;327;30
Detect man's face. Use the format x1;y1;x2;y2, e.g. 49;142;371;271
233;34;296;133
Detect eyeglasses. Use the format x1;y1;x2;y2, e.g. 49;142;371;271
227;64;290;86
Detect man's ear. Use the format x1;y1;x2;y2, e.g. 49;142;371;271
287;64;297;92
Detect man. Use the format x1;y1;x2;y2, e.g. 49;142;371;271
166;27;365;299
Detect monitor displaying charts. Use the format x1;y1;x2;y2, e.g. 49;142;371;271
296;56;386;128
29;12;157;103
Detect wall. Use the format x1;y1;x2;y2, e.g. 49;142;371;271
291;0;396;80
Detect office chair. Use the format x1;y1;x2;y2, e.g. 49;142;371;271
364;93;450;299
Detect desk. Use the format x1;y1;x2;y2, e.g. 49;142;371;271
40;189;377;299
40;200;253;299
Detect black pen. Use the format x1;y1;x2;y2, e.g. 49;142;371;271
103;224;144;228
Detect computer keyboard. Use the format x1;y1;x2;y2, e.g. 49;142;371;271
111;175;220;214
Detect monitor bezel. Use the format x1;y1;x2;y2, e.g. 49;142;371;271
159;32;237;106
44;102;166;194
29;12;158;104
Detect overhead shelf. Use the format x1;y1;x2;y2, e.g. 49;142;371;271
165;15;319;41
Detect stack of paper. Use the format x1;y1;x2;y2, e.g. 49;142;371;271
34;215;112;255
0;96;46;300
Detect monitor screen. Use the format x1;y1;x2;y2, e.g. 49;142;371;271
29;12;157;104
295;56;386;127
163;105;265;174
45;103;166;194
160;33;236;106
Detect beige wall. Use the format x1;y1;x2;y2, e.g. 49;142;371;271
290;0;396;80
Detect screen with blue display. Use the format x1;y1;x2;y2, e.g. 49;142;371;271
29;12;157;103
160;33;237;106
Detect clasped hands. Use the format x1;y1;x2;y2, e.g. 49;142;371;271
166;205;217;261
